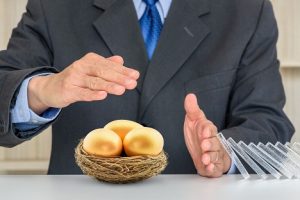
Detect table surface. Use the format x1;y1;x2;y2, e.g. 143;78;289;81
0;175;299;200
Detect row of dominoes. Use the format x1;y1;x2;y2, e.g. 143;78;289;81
217;133;300;179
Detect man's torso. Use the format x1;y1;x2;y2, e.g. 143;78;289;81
34;0;266;174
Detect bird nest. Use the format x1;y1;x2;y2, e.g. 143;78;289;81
75;140;168;184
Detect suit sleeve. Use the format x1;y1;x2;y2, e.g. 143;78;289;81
12;74;61;134
0;0;58;147
222;0;295;144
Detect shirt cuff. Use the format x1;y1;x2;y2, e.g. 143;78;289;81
227;160;236;174
11;73;61;126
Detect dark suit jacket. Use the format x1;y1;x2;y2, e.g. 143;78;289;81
0;0;295;174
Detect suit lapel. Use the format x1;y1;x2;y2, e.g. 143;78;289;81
139;0;211;118
93;0;148;92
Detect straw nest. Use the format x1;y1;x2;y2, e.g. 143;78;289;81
75;140;168;184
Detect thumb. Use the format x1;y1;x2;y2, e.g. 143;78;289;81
107;55;124;65
184;93;206;121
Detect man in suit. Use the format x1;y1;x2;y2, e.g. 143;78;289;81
0;0;294;177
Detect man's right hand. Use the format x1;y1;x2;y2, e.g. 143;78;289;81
28;53;140;115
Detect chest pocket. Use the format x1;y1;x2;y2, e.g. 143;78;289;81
184;69;236;128
184;69;236;94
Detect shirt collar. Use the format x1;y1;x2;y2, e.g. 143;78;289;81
158;0;172;19
132;0;172;19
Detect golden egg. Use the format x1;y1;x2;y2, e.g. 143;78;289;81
104;120;143;140
123;127;164;156
82;128;122;157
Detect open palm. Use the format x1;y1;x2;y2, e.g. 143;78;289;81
183;94;231;177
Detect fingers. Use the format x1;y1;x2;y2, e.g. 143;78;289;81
205;164;223;178
72;87;108;102
206;163;215;173
80;72;136;92
194;120;217;142
183;100;229;177
199;142;230;177
104;57;139;79
80;62;138;89
69;53;140;96
202;124;218;139
39;53;139;109
81;53;140;80
199;123;224;176
107;55;124;65
82;76;126;95
202;151;220;165
106;56;140;79
184;93;206;121
201;137;220;152
200;136;228;177
201;134;222;167
201;137;223;167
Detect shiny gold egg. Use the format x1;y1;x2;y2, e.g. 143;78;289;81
123;127;164;156
104;120;143;140
82;128;122;157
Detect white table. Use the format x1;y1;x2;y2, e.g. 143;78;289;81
0;175;299;200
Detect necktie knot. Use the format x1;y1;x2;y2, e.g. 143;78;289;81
142;0;158;7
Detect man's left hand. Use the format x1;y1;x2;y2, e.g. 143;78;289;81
183;93;231;177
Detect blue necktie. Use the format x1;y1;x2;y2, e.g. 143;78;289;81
139;0;163;59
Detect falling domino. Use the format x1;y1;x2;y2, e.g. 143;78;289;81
239;141;282;179
217;133;250;179
252;143;293;179
216;133;300;179
266;143;300;177
227;138;268;179
276;142;300;166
